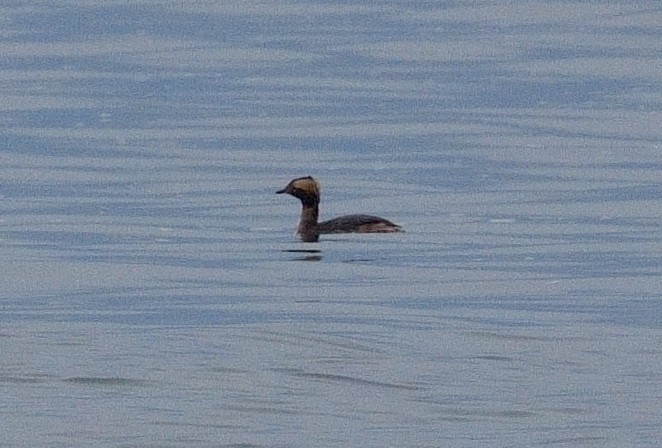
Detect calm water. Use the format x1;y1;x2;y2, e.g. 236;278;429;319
2;1;661;447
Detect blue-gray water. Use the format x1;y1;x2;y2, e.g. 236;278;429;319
2;2;661;447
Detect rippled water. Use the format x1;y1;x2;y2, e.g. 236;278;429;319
2;2;661;447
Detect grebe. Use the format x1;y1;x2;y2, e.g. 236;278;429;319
276;176;402;242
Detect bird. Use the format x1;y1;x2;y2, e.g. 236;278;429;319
276;176;402;242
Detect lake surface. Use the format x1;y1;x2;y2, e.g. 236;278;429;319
2;1;661;447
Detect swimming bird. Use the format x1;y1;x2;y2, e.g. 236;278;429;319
276;176;402;242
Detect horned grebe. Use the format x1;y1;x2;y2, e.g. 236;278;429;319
276;176;402;242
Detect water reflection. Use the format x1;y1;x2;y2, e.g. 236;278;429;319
283;248;323;262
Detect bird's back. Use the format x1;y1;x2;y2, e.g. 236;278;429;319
318;214;402;234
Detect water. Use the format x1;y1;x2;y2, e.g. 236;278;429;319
2;1;661;447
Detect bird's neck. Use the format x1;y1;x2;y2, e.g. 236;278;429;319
298;202;320;242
